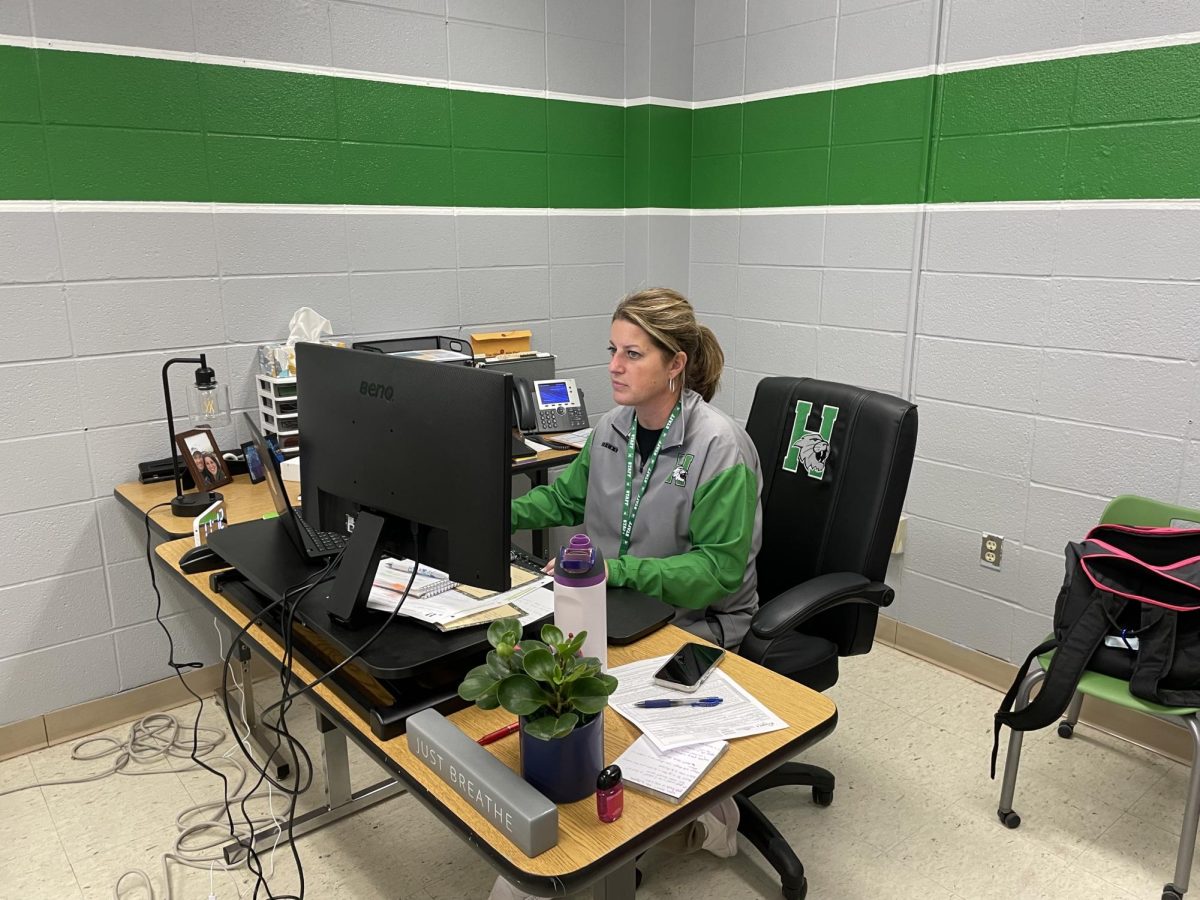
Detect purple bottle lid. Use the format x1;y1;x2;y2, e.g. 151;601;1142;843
556;533;606;585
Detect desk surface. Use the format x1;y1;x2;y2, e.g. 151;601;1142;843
155;537;837;894
116;441;579;540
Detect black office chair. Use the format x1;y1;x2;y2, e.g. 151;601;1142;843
735;377;918;900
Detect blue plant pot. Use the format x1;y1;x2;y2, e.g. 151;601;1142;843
518;711;605;804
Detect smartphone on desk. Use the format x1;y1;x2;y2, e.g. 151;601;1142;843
652;642;726;693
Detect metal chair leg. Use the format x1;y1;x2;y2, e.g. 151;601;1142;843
998;668;1044;827
1166;715;1200;897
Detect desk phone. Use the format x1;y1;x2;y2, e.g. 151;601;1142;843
514;376;589;434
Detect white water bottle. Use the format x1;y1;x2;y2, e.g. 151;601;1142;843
554;533;608;671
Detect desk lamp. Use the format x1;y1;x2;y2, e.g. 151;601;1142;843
163;354;231;517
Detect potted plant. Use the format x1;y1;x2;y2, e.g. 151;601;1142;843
458;617;618;803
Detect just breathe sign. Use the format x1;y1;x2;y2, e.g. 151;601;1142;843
406;708;558;857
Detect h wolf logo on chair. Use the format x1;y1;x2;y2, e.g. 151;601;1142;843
782;400;839;479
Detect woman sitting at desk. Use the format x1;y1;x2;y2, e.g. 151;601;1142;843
491;289;764;900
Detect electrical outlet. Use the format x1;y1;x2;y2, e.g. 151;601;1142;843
980;533;1003;570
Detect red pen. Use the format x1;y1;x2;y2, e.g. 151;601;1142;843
477;721;519;746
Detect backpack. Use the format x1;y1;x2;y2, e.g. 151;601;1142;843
992;524;1200;777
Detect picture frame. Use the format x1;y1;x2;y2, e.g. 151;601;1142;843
241;439;266;485
176;427;233;490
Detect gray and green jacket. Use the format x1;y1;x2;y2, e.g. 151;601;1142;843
511;388;763;649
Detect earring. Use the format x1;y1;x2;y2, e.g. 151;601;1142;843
669;376;676;392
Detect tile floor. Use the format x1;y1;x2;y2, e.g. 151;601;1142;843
1;643;1195;899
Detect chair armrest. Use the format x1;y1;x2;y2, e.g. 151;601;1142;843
750;572;894;641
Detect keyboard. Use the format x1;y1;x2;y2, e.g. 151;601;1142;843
298;513;348;555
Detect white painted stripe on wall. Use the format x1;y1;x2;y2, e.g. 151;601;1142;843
5;28;1200;111
12;199;1200;217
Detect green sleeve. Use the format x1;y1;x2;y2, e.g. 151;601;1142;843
510;439;591;533
605;463;758;609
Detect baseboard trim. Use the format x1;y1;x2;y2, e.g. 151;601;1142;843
0;656;274;761
877;615;1196;766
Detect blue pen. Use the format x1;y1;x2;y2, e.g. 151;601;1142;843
633;697;723;708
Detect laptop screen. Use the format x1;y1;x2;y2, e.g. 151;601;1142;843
243;412;295;521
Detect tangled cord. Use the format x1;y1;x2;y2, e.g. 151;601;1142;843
0;712;291;899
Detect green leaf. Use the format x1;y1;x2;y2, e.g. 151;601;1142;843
475;691;501;711
568;677;612;715
457;665;497;701
540;623;564;646
521;648;556;682
514;639;549;658
497;674;553;716
595;673;619;693
488;617;522;649
550;712;579;739
485;650;510;679
522;716;560;741
563;633;586;657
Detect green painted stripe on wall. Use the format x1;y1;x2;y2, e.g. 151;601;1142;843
4;41;1200;206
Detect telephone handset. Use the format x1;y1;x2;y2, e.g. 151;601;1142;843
513;376;589;434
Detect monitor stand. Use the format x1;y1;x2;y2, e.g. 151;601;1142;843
326;510;391;627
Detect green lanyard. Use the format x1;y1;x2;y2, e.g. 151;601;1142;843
619;402;681;557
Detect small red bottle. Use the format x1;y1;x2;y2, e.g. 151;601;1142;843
596;765;623;823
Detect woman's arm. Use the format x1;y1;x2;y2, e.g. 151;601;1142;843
605;463;758;609
510;438;592;532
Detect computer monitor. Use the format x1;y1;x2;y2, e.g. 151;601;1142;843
296;342;514;626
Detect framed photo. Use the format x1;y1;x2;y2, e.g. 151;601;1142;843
241;440;266;485
176;427;233;490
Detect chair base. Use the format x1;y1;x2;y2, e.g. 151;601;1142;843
734;762;836;900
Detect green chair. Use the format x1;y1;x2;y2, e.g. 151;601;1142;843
997;495;1200;900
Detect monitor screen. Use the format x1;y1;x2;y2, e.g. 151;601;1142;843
297;343;513;623
536;381;570;405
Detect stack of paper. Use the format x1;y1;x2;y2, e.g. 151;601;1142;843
606;656;787;752
614;736;728;804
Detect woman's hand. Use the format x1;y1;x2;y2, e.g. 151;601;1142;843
542;558;555;575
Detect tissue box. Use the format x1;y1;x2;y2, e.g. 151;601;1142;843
257;338;347;377
280;457;301;483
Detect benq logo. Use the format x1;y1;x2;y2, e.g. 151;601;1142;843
360;380;394;401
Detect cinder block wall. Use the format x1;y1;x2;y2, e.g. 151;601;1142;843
689;0;1200;664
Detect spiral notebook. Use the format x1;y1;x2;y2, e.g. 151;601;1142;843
373;558;460;599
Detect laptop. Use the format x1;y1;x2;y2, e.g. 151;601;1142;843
243;412;347;560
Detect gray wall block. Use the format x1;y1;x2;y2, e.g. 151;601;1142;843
824;212;917;270
650;0;695;101
1023;484;1110;554
903;515;1022;606
691;216;740;265
737;265;822;324
735;319;818;377
549;34;625;98
1031;418;1185;500
625;0;651;97
0;285;71;363
906;458;1029;542
0;0;32;34
745;19;836;94
1015;546;1066;618
1043;279;1200;360
705;312;737;368
56;212;217;281
96;497;152;568
549;0;624;44
696;0;746;44
738;215;824;266
647;217;692;292
1;434;93;516
1054;208;1200;281
1081;0;1200;44
195;0;333;66
331;4;449;79
624;215;650;289
0;504;103;589
821;268;911;331
693;37;746;102
450;0;544;31
0;213;61;285
114;610;220;690
688;263;738;317
747;0;837;34
78;348;232;430
915;398;1035;480
550;217;625;265
459;216;549;268
0;570;111;659
925;208;1057;275
914;337;1041;412
1181;442;1200;509
817;327;905;394
33;0;196;51
918;273;1050;346
944;0;1084;65
892;570;1013;661
106;557;195;628
221;274;352;342
67;278;224;356
349;270;459;335
1010;608;1054;663
550;263;626;317
449;21;546;90
346;214;459;272
216;214;347;276
458;266;550;324
85;421;179;499
0;361;82;439
0;634;119;726
550;314;612;370
835;0;937;80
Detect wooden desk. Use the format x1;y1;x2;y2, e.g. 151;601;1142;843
155;537;837;898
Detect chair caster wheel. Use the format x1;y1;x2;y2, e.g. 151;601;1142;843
813;787;834;807
1057;721;1075;739
782;876;807;900
1162;884;1183;900
997;809;1021;829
